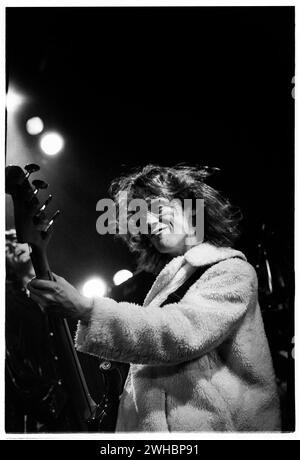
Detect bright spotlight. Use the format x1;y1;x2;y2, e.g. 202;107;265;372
6;89;24;113
113;269;133;286
26;117;44;135
40;132;64;156
82;277;107;298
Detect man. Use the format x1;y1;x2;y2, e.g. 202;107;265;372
6;229;35;289
5;230;123;432
5;229;54;432
28;164;281;432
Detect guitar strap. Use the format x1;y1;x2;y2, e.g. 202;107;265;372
160;266;206;308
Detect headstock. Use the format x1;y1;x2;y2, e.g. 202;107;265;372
5;164;60;252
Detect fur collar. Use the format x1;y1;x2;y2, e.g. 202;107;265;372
143;243;246;308
184;242;246;267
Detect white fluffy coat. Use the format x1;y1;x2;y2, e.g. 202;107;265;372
75;242;281;432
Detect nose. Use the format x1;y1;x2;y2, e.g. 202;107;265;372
146;212;160;233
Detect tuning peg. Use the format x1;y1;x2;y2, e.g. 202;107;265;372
41;210;60;238
33;195;53;224
32;179;48;196
38;194;53;213
24;163;40;179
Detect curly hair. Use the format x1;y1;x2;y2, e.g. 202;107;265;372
109;164;242;273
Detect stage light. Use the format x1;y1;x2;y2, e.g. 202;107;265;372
113;269;133;286
82;277;107;298
6;88;24;113
26;117;44;135
40;132;64;156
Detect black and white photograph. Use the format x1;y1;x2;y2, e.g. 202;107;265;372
3;2;297;441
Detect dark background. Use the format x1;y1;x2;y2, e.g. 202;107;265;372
6;6;294;289
5;6;295;432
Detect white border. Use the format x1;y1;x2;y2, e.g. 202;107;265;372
0;0;298;441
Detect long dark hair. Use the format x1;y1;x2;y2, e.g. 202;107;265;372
110;164;242;272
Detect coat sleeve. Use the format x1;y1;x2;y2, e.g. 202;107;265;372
75;258;258;365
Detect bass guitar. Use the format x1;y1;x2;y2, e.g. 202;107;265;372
6;163;108;431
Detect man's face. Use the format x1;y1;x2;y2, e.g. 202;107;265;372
6;236;31;272
146;198;194;255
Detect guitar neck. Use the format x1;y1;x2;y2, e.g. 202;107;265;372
30;245;53;280
30;245;97;429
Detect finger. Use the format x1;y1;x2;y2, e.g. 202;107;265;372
27;282;53;299
28;286;53;301
29;278;57;291
29;292;45;306
51;272;62;282
27;283;45;295
30;291;58;309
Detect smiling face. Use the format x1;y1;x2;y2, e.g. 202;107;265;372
6;236;31;273
146;198;197;256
